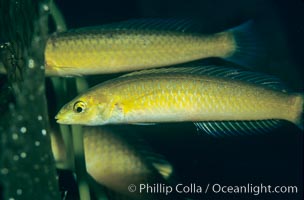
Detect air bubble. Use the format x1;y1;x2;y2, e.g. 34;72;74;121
13;155;19;161
17;115;23;121
43;4;49;11
20;127;27;133
9;103;15;110
29;94;35;101
12;133;18;140
1;168;9;175
16;189;22;195
41;129;47;136
28;59;35;69
34;164;40;170
20;152;27;158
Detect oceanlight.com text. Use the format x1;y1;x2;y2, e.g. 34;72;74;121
128;183;299;196
210;183;298;196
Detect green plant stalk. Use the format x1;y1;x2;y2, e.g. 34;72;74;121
72;77;91;200
49;0;67;32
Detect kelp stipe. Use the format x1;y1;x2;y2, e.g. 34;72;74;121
0;0;60;199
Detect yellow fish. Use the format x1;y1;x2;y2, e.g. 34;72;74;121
45;19;260;76
55;64;303;135
50;126;174;199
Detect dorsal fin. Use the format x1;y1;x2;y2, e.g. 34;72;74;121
107;19;199;32
65;19;202;34
120;64;289;92
194;120;283;137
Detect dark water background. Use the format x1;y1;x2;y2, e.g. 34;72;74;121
50;0;304;199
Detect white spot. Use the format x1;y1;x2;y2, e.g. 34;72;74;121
28;59;35;69
16;189;22;195
41;129;47;136
43;4;49;11
17;115;23;121
40;65;45;70
20;152;27;158
35;141;41;146
9;103;15;110
12;133;18;140
40;157;45;162
1;168;9;175
29;94;35;101
37;115;43;121
13;155;19;161
33;36;40;43
8;198;15;200
20;127;27;134
33;164;40;170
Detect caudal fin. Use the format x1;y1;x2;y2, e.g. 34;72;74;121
226;20;266;68
293;94;304;131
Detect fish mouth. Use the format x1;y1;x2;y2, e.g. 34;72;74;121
55;117;69;125
55;114;65;124
55;115;62;124
55;112;76;125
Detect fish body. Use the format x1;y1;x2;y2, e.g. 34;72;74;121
55;65;303;134
51;126;174;199
83;127;172;196
45;19;257;76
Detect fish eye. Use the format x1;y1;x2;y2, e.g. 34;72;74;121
73;101;86;113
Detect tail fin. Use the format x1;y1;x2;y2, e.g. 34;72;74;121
226;20;266;68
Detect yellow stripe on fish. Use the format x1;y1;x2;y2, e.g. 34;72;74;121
55;64;303;136
45;19;261;76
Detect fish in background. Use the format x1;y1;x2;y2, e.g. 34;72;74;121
45;19;261;76
50;126;177;199
55;64;303;136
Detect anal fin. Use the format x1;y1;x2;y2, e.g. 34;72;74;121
194;120;282;137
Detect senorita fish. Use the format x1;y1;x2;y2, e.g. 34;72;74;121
45;19;260;76
55;64;303;136
50;126;174;199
